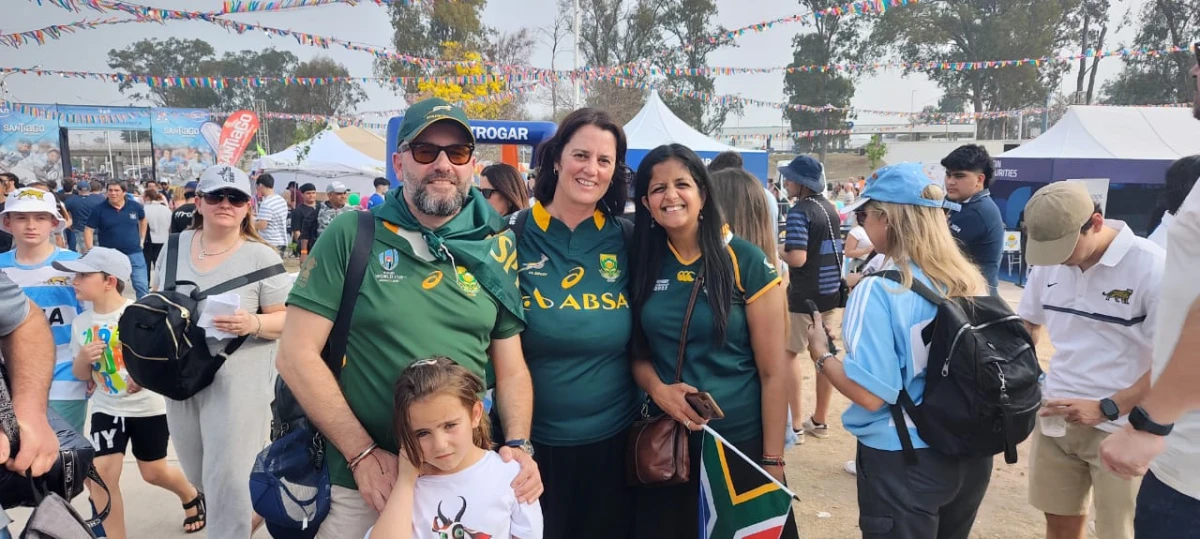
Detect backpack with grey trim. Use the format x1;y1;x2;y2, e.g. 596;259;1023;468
875;270;1042;465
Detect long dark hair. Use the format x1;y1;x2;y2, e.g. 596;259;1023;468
630;144;733;346
481;163;530;215
1151;154;1200;231
533;108;628;215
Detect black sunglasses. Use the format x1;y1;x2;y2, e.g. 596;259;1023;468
403;142;474;166
480;187;497;198
201;190;251;208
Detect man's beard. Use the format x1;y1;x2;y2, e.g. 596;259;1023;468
408;171;468;217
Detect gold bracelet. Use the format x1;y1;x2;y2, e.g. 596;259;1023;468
252;314;263;337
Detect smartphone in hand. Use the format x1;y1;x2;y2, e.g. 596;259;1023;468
686;392;726;420
805;299;839;355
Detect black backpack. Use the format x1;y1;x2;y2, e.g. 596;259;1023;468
875;270;1042;465
121;234;286;401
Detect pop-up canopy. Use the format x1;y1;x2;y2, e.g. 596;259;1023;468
624;91;770;183
252;125;386;193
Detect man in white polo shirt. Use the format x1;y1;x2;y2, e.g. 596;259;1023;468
1018;181;1164;539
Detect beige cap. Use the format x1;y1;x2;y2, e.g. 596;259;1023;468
1023;182;1096;266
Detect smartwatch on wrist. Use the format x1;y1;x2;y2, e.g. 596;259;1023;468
505;439;535;457
1129;406;1174;436
1099;398;1120;421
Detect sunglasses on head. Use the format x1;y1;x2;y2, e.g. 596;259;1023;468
403;142;474;166
201;190;251;207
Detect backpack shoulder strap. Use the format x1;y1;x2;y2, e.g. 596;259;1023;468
164;233;181;290
889;390;921;465
326;210;376;379
874;269;945;306
504;208;531;243
195;263;287;300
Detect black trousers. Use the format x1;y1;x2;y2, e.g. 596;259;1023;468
632;433;800;539
534;431;635;539
855;442;993;539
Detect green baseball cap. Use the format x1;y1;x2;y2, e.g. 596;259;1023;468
397;98;474;147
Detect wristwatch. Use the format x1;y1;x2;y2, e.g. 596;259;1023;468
1129;406;1174;436
1099;398;1120;421
815;352;836;375
505;439;535;457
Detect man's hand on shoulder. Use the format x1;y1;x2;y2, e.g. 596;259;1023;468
499;445;543;504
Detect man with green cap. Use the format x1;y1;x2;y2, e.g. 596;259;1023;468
278;97;540;538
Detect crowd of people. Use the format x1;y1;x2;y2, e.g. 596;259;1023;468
0;88;1196;539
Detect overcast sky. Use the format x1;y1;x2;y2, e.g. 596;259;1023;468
0;0;1142;129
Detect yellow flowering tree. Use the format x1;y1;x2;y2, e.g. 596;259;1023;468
413;41;514;120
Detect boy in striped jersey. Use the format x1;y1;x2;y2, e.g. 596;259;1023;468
0;187;87;432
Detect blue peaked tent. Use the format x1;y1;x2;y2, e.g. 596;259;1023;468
624;91;770;184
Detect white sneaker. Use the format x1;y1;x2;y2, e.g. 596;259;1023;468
843;460;856;475
803;416;830;438
793;428;805;445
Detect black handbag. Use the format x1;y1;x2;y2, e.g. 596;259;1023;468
0;365;111;526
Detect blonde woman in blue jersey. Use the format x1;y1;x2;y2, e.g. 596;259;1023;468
804;163;991;539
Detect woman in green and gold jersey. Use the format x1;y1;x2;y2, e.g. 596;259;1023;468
512;108;639;538
629;144;797;538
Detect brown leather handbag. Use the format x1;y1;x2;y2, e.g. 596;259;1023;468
627;271;705;487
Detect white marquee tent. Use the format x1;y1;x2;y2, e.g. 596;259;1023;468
624;91;770;182
252;125;386;194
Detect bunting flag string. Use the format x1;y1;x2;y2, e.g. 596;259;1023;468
26;0;418;14
0;66;552;88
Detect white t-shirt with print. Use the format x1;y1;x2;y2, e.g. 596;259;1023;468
366;451;543;539
1149;188;1200;500
71;300;166;418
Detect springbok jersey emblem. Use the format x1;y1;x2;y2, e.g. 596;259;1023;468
432;496;491;539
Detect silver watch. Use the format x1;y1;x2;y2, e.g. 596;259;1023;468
815;352;837;374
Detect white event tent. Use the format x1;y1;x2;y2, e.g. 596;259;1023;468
252;125;386;194
624;91;770;183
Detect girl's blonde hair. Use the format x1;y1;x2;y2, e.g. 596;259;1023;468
392;357;492;468
709;168;778;267
872;184;985;298
192;196;268;245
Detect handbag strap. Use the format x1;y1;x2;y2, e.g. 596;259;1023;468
195;263;287;301
673;268;706;383
810;197;845;271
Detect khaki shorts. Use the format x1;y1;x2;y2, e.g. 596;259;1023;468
787;310;841;355
1028;424;1141;539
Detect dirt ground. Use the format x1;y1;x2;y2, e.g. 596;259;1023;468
782;282;1063;538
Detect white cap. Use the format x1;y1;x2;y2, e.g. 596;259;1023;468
327;181;349;194
0;188;64;233
52;247;132;283
197;164;253;197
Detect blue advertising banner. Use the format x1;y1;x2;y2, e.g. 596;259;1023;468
151;108;218;185
385;116;557;186
58;105;151;131
0;103;63;185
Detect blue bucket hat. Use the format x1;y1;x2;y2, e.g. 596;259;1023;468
844;163;945;212
779;155;825;192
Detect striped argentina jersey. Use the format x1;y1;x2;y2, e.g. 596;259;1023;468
0;248;86;400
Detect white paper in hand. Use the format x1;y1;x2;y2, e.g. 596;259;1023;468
198;293;241;341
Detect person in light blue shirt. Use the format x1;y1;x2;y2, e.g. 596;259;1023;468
803;163;993;539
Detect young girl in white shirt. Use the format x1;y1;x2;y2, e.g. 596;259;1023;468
367;357;543;539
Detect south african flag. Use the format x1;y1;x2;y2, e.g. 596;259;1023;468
699;430;795;539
